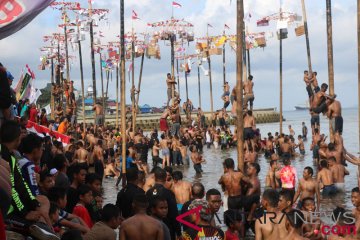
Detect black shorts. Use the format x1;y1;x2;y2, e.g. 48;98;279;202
244;127;254;140
109;148;115;157
224;101;230;109
228;195;243;210
311;115;320;126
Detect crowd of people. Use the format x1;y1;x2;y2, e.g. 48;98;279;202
0;62;360;240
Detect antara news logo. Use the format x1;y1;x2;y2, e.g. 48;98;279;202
256;210;356;236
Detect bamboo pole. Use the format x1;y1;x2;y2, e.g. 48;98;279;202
89;0;96;114
357;0;360;175
116;65;119;129
78;40;86;134
63;15;70;82
171;36;175;99
120;0;127;176
131;39;136;130
326;0;335;141
236;0;245;172
105;70;110;98
185;72;189;101
176;59;180;98
301;0;312;74
279;0;283;135
207;27;214;113
223;30;226;85
134;53;145;122
99;53;105;122
247;49;251;76
50;58;55;119
197;64;202;108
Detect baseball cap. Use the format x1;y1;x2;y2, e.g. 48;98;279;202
6;71;14;80
50;168;58;175
188;199;212;222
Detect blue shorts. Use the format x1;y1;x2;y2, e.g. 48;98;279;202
162;148;170;157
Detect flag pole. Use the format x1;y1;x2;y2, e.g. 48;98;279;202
50;57;55;120
134;52;145;124
99;53;105;122
89;0;97;122
77;20;86;135
176;59;180;98
131;26;136;131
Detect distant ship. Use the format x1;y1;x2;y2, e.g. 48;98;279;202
294;101;310;111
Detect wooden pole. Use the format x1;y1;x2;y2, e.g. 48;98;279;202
134;53;145;121
197;64;202;108
185;72;189;100
326;0;335;141
176;59;180;98
78;40;86;134
131;39;136;130
207;28;214;113
120;0;127;175
301;0;313;74
170;36;175;99
50;58;55;120
89;21;97;110
279;0;283;135
99;53;105;122
223;30;226;85
236;0;245;172
105;70;110;98
116;65;119;128
247;49;251;76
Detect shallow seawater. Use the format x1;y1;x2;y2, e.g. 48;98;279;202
102;108;359;233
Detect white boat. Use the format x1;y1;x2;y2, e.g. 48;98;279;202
294;101;310;111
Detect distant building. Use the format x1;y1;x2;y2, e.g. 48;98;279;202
139;104;152;114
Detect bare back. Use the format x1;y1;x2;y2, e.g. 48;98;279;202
119;214;163;240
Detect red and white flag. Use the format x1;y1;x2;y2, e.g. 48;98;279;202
224;24;230;30
172;1;182;8
132;10;140;20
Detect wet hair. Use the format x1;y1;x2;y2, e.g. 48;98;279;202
283;158;291;166
19;133;43;154
192;183;205;199
250;162;260;174
320;160;328;168
150;166;162;174
262;189;279;208
328;143;335;151
321;83;328;90
53;154;68;171
352;187;360;193
286;209;305;229
248;75;253;80
172;171;183;181
154;168;167;182
85;173;102;185
78;184;92;196
102;204;120;222
314;128;319;134
61;229;83;240
224;209;242;227
279;190;293;205
301;197;315;207
133;193;149;209
164;166;173;174
206;188;221;200
0;120;20;143
304;166;313;176
48;187;67;202
304;70;308;73
247;110;252;116
126;167;139;182
270;160;277;167
298;135;302;139
39;171;53;183
223;158;235;169
49;202;59;215
149;195;167;209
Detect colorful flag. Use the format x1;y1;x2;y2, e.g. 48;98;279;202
172;1;182;8
0;0;54;40
257;18;269;27
132;10;140;20
15;72;32;101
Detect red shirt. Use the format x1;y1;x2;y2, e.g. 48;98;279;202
225;230;240;240
29;107;38;122
73;204;93;228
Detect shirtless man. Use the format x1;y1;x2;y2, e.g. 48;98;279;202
311;72;320;93
93;102;104;127
293;167;320;210
243;75;255;111
310;83;330;134
244;162;261;221
74;141;89;167
265;160;281;190
255;189;281;240
297;135;305;155
285;210;309;240
244;110;256;148
218;158;250;210
218;108;226;129
171;171;192;210
327;97;343;135
160;134;170;168
288;125;295;137
244;144;257;164
222;82;231;110
159;107;170;133
280;137;292;159
303;70;313;98
351;187;360;239
321;143;342;164
317;160;337;196
120;194;164;240
328;157;349;192
166;73;176;106
92;140;105;178
152;140;162;167
104;159;120;178
265;136;275;158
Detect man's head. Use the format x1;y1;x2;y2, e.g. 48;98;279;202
101;204;121;229
191;182;205;199
167;73;171;78
206;188;222;213
301;197;315;212
247;162;260;176
224;209;242;231
320;160;328;169
132;193;149;212
261;189;279;210
248;75;253;81
328;142;335;151
39;171;55;193
48;187;67;209
327;156;337;167
150;195;168;219
85;173;102;194
154;168;167;184
303;167;313;180
189;199;212;224
283;158;291;166
126;167;139;184
321;83;328;92
278;190;293;212
78;184;93;205
304;70;308;75
19;133;43;165
53;154;68;172
285;209;305;232
0;120;21;150
223;158;235;171
71;164;87;184
172;171;183;182
351;187;360;207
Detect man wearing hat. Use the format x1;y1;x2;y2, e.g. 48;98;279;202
179;199;225;240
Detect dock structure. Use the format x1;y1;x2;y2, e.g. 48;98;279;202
79;108;281;130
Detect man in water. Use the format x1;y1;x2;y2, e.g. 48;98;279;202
243;75;255;111
351;187;360;237
218;158;250;210
276;158;297;200
171;171;191;211
166;73;176;106
302;122;308;140
288;125;295;137
74;141;89;168
327;156;348;192
293;166;320;210
244;162;261;222
317;160;337;196
244;110;256;149
119;194;164;240
265;160;281;190
222;82;231;110
326;96;343;135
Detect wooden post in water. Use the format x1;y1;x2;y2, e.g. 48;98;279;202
207;27;214;113
326;0;335;141
176;59;180;98
105;70;110;98
185;70;189;100
134;53;145;125
50;58;55;119
99;53;105;122
120;0;127;176
301;0;312;74
197;64;202;108
236;0;245;172
78;39;86;134
279;0;283;135
116;65;119;129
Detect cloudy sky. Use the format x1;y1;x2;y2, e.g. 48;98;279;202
1;0;358;111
